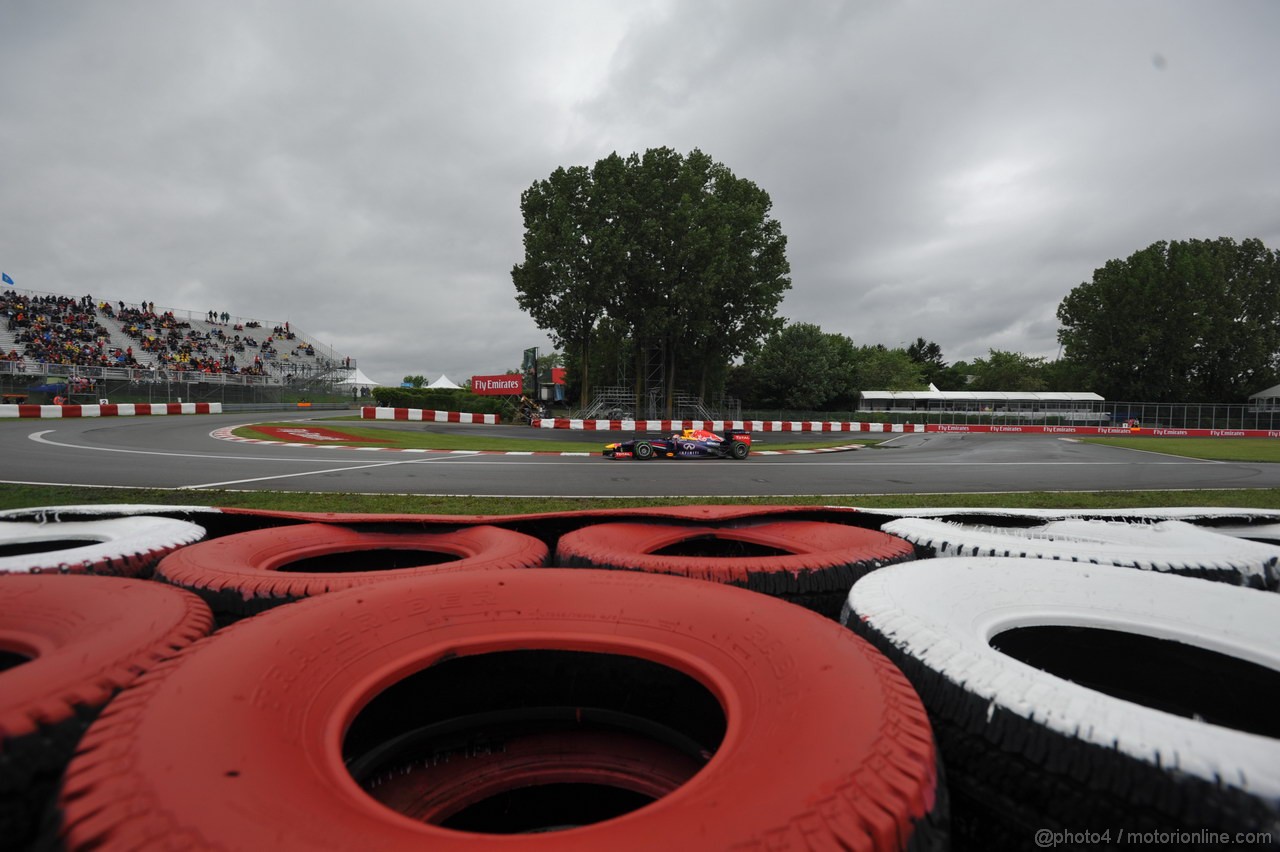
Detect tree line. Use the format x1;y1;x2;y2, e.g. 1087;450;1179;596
512;149;1280;408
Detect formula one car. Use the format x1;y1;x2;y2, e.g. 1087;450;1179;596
603;428;751;460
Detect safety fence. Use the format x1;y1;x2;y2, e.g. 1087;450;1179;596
0;402;221;418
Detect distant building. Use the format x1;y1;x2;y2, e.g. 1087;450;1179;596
1248;384;1280;412
859;389;1106;421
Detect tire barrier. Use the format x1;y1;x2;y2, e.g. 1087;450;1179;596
880;517;1280;590
0;516;207;577
847;505;1280;523
554;520;916;618
153;523;550;619
56;569;944;850
1;574;213;848
843;557;1280;847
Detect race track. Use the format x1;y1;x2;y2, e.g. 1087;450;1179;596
3;410;1279;497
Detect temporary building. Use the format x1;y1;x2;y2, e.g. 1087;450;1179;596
427;374;462;389
337;367;381;388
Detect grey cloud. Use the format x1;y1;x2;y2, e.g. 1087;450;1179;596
2;0;1277;384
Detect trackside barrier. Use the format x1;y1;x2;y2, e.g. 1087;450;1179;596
532;419;1280;437
361;407;500;424
533;418;925;433
923;424;1280;438
0;402;221;419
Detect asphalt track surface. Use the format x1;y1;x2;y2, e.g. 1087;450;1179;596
3;410;1280;498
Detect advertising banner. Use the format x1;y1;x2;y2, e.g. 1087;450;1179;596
471;374;524;396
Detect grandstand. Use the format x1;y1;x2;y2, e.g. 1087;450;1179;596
1;287;359;405
859;389;1108;422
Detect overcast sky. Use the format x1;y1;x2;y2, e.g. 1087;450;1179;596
2;1;1277;386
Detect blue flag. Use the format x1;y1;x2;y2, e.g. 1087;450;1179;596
1;272;12;286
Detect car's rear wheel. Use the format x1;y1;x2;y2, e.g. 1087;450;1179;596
729;441;749;460
633;441;653;460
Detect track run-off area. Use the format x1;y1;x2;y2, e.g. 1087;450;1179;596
3;409;1280;498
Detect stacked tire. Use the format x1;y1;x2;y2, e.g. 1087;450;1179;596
0;505;947;850
0;575;213;848
7;502;1280;850
554;519;915;618
843;556;1280;849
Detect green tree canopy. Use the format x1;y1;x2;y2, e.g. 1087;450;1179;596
743;323;855;410
512;147;791;411
966;349;1047;391
905;337;969;389
736;325;925;411
1056;238;1280;402
851;345;926;400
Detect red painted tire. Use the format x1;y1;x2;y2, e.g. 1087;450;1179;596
153;523;549;619
364;729;706;827
1;574;213;847
0;517;206;577
57;569;943;850
554;520;915;617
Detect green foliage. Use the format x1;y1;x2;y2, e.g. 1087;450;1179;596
402;375;426;388
744;323;846;410
4;483;1278;514
966;349;1047;391
904;337;971;389
1057;237;1280;402
852;345;926;399
741;324;925;410
512;147;791;409
369;386;508;414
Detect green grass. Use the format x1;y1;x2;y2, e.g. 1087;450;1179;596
2;484;1278;516
6;422;1279;515
238;422;883;454
1080;437;1280;463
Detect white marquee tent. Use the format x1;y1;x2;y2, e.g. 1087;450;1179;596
337;367;381;388
427;374;462;389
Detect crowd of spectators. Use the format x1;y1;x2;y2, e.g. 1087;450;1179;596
1;291;127;369
3;290;331;380
117;304;275;376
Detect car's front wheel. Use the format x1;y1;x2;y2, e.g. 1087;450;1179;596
633;441;654;460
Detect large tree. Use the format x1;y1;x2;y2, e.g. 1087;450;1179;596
510;165;606;403
513;148;791;411
743;323;855;410
1057;238;1280;402
966;349;1047;391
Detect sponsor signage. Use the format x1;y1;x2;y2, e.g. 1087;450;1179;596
471;374;524;395
922;424;1279;438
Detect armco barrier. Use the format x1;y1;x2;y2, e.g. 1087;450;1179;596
534;418;925;432
532;418;1280;437
361;406;500;424
0;402;221;419
923;424;1280;438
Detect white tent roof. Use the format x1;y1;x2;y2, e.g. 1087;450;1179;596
427;374;462;389
337;367;381;387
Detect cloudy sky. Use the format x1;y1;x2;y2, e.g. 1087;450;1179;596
2;1;1277;386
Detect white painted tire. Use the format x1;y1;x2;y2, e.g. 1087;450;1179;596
881;517;1280;590
0;517;207;576
848;506;1280;524
0;504;218;521
842;557;1280;844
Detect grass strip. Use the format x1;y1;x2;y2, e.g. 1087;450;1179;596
2;484;1278;516
1079;437;1280;463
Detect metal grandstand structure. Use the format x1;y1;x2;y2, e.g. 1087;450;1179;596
1;287;357;404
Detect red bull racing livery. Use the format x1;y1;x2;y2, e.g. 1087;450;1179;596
603;428;751;460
